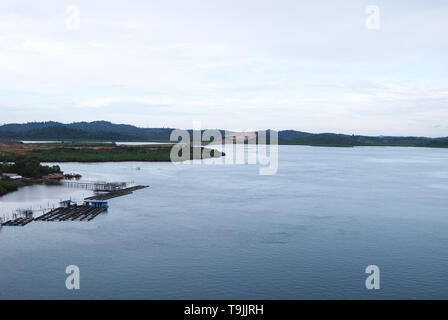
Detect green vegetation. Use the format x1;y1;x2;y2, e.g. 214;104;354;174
0;145;224;163
276;133;448;148
0;121;173;141
255;130;448;147
0;179;18;196
0;159;63;197
1;159;61;178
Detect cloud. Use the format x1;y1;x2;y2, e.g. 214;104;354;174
80;98;118;108
14;40;72;59
0;53;26;73
0;0;447;136
85;19;145;30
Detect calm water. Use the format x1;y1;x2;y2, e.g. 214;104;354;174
1;145;448;299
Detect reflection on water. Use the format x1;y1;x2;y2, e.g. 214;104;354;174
1;146;448;299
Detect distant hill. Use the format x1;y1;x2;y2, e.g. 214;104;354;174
0;121;173;141
0;121;447;148
276;131;448;148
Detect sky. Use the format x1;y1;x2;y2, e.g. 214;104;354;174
0;0;447;136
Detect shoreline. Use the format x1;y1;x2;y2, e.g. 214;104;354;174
0;178;63;198
7;139;448;149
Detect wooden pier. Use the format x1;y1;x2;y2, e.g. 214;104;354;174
35;206;107;222
64;181;127;192
85;185;149;200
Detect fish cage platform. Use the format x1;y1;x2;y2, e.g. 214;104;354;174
35;206;107;222
84;185;149;200
1;217;34;226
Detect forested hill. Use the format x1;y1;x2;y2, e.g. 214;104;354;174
275;131;448;148
0;121;173;141
0;121;448;148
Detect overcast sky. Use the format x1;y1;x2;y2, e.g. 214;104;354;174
0;0;447;136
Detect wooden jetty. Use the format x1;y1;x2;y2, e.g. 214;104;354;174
35;206;107;222
84;185;149;200
64;181;127;192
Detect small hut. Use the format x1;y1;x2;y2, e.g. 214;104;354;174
60;200;77;208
